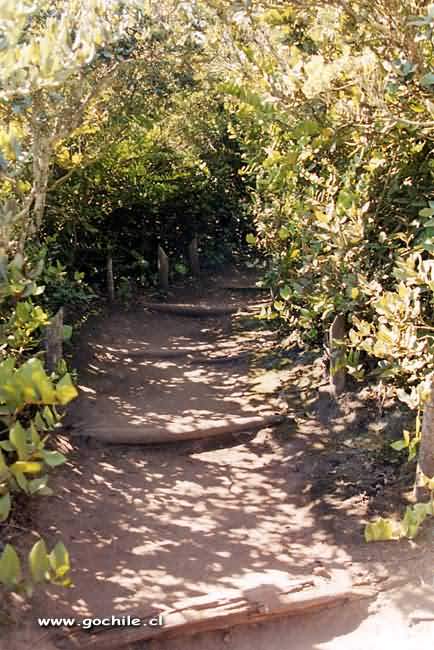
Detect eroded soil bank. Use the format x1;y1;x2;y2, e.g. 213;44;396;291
4;270;434;650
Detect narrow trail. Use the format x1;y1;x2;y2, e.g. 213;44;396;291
14;271;434;650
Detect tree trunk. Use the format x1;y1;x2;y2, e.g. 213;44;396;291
18;133;51;252
188;235;200;276
45;308;63;373
158;245;169;292
106;255;115;302
32;135;51;231
329;314;346;397
415;382;434;501
19;92;53;249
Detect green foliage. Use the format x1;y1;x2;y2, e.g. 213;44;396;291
0;347;76;597
0;539;71;592
0;338;76;598
43;89;250;285
209;1;434;490
0;0;147;249
0;356;77;512
365;500;434;542
0;250;77;603
390;414;422;461
0;251;50;357
41;259;96;314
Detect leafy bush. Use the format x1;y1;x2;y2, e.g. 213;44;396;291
41;259;97;314
0;356;77;591
0;250;78;598
0;540;71;593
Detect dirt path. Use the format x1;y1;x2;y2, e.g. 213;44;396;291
8;270;434;649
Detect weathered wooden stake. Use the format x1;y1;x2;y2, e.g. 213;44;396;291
188;235;200;277
415;381;434;501
329;313;346;397
107;255;115;303
158;245;169;292
45;308;63;372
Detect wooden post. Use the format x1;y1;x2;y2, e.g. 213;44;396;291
188;235;200;277
107;255;115;303
158;245;169;292
329;314;346;397
415;381;434;501
45;308;63;373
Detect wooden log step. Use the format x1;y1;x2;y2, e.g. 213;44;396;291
84;414;284;444
118;348;196;359
143;303;237;317
189;351;249;365
58;571;376;650
222;284;269;292
117;349;249;365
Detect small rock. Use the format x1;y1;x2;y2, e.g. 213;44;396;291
223;630;232;644
313;566;331;579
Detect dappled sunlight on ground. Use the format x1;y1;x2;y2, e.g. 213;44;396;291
27;272;434;650
68;294;278;441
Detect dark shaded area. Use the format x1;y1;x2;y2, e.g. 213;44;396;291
42;105;253;292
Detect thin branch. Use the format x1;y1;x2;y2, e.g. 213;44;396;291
47;167;76;191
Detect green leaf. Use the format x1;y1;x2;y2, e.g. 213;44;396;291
280;285;291;301
0;441;14;452
245;233;256;245
0;544;22;587
31;371;56;403
174;263;188;275
10;461;43;475
10;466;29;493
28;476;52;495
419;208;434;219
34;412;48;431
55;374;78;405
408;440;419;461
29;422;41;446
0;493;11;522
0;448;8;474
421;72;434;87
390;439;408;451
63;325;73;341
29;540;50;584
364;517;400;542
9;422;29;461
41;450;66;467
400;503;432;539
49;542;71;582
278;226;289;240
42;406;55;429
15;301;30;320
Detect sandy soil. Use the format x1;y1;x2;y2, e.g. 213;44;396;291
3;270;434;649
